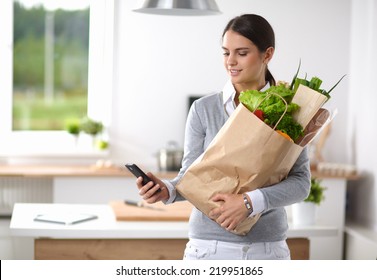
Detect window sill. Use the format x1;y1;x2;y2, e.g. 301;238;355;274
1;151;109;166
0;132;109;165
0;149;109;165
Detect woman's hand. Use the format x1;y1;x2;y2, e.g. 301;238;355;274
136;172;169;203
209;193;250;231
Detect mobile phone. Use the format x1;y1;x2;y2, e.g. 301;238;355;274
125;163;161;193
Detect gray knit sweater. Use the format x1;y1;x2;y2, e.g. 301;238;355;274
169;92;311;243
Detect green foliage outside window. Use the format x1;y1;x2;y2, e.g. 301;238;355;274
12;1;89;131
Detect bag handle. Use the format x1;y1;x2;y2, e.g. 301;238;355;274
253;92;288;130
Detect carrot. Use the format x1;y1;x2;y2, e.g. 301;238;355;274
276;130;293;142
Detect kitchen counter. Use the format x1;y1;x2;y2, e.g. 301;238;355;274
10;203;337;260
0;164;359;180
2;164;359;259
10;203;189;239
0;164;177;178
10;203;337;239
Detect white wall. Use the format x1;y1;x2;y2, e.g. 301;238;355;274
346;0;377;231
109;0;351;170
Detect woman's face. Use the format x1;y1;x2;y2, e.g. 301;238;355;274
222;30;273;91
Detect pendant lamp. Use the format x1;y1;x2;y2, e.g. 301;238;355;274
133;0;221;16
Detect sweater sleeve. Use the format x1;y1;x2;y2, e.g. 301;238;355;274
259;147;311;210
166;99;206;202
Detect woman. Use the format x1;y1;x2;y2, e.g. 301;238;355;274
136;14;311;260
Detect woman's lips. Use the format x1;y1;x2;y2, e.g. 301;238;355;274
229;69;241;76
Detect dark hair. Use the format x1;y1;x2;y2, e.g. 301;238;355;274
222;14;276;85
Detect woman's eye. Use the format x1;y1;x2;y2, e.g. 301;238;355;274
223;52;230;56
238;52;248;56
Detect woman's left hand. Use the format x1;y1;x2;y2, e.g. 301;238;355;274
209;193;249;231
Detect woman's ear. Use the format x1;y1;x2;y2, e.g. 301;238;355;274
264;47;275;64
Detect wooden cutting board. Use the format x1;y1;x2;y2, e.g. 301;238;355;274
109;200;193;221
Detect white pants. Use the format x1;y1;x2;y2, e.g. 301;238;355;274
183;238;291;260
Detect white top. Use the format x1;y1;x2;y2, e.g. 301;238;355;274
10;203;338;239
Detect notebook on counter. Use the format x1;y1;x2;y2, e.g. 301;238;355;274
34;213;98;225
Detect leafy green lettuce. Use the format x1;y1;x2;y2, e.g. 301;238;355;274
239;84;304;142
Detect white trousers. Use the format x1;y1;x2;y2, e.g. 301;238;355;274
183;238;291;260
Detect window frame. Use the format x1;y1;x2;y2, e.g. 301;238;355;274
0;0;114;158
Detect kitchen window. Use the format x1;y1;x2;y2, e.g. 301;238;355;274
0;0;114;157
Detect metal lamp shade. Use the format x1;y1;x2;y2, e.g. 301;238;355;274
133;0;221;16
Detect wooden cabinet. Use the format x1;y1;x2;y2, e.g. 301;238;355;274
35;239;188;260
34;238;309;260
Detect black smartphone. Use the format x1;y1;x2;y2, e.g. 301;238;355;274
125;163;161;193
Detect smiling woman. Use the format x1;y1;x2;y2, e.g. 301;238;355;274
0;0;114;156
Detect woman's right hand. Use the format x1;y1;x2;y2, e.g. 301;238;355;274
136;172;169;204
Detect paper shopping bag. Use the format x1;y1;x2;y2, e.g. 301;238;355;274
292;84;328;128
176;104;304;235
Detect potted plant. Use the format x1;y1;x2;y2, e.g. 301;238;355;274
80;117;103;137
65;116;108;150
80;117;109;150
64;118;81;146
292;178;326;226
305;178;326;205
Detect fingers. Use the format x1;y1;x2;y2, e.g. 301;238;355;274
135;172;169;203
209;194;248;231
136;172;160;196
219;219;233;231
211;193;227;202
147;172;159;183
209;207;222;220
212;212;237;231
216;211;234;230
209;206;234;230
135;176;146;190
141;184;164;202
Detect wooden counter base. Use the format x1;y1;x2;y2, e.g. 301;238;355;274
35;239;187;260
34;238;309;260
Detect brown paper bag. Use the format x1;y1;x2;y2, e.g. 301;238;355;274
176;85;330;235
176;104;304;235
296;108;331;147
292;84;328;128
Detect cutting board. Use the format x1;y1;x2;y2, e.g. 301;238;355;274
109;200;193;221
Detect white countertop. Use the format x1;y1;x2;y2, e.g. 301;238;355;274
10;203;338;239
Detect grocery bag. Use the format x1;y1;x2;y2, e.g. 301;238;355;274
292;84;328;128
176;85;330;235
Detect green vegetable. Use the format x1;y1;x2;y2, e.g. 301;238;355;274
240;62;345;142
322;74;346;96
240;84;297;112
269;113;303;141
293;76;328;98
290;59;301;90
290;60;346;100
239;84;304;142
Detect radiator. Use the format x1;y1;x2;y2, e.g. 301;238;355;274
0;177;53;215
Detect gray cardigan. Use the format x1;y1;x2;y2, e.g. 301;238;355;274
169;92;311;243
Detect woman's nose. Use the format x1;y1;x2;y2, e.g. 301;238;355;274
227;55;237;66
